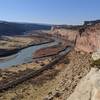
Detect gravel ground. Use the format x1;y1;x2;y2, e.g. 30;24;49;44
46;51;92;100
0;50;92;100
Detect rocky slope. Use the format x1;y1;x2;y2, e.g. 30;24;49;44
51;26;78;42
67;68;100;100
51;20;100;53
0;20;100;100
0;51;92;100
45;21;100;100
75;23;100;53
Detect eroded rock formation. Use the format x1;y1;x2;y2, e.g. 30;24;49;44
51;21;100;53
75;23;100;53
51;26;78;43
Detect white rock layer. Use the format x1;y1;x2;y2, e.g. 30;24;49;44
67;68;100;100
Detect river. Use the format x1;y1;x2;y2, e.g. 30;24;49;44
0;38;60;68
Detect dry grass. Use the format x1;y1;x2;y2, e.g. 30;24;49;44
0;51;92;100
0;36;51;50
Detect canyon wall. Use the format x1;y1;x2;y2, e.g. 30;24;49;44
51;22;100;53
51;26;78;43
75;23;100;53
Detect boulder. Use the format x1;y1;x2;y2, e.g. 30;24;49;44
67;68;100;100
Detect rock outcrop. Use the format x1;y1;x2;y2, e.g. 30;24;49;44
67;68;100;100
51;21;100;53
75;24;100;53
51;26;78;43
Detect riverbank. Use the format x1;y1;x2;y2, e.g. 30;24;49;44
33;42;69;59
0;35;54;57
0;50;92;100
0;32;93;100
0;45;71;90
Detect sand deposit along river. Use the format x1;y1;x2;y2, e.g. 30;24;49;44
0;39;60;68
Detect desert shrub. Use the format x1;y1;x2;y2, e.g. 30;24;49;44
91;59;100;67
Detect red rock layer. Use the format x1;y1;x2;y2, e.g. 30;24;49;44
51;24;100;53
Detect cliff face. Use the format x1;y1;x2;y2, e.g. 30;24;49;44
51;22;100;53
67;68;100;100
51;27;78;42
75;23;100;53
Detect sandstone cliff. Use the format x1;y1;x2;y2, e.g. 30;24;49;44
75;23;100;53
51;22;100;53
67;68;100;100
51;26;78;43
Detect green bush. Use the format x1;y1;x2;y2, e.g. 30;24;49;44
92;59;100;66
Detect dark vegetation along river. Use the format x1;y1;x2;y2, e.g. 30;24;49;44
0;38;60;68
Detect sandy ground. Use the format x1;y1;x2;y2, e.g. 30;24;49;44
33;43;67;58
0;57;52;84
0;50;92;100
0;35;52;50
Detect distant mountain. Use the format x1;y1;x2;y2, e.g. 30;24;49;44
84;20;100;26
0;21;52;36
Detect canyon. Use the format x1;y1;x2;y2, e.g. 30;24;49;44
0;20;100;100
51;21;100;53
